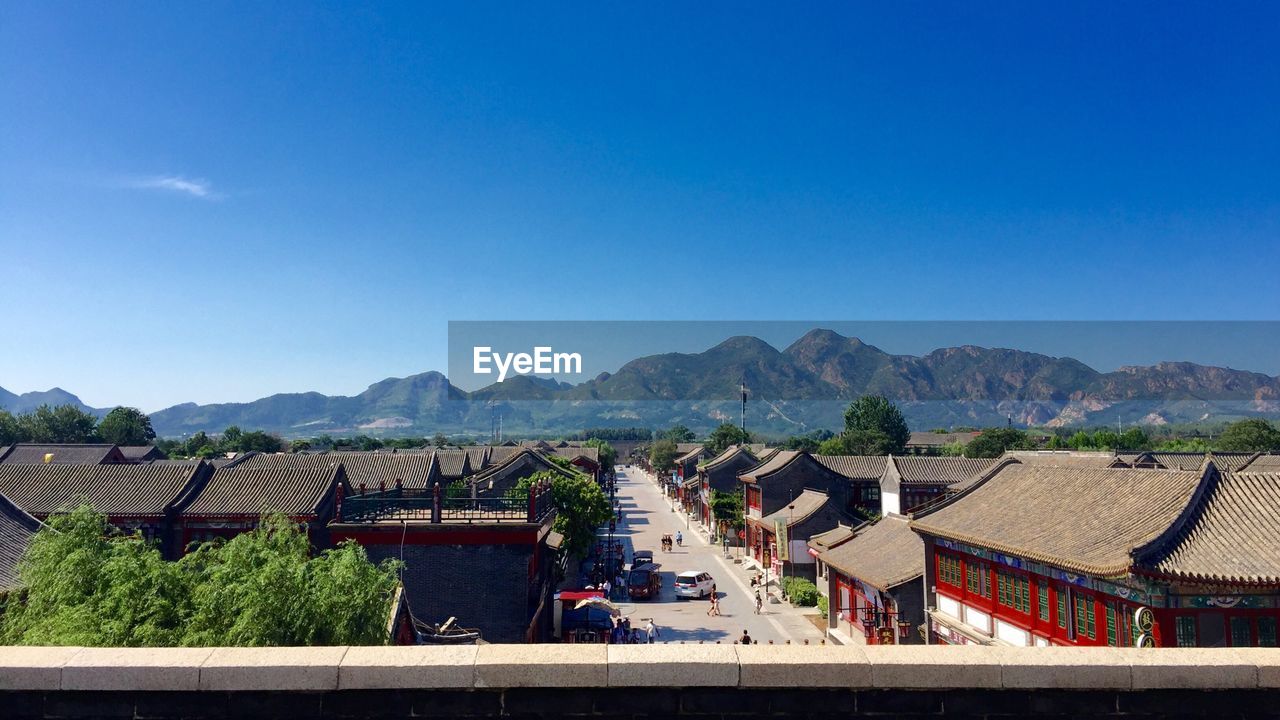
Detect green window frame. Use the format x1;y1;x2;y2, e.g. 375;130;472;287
938;555;961;587
966;562;990;598
1074;595;1096;640
1175;616;1197;647
1037;581;1050;621
1230;617;1253;647
1056;590;1067;629
1105;604;1118;646
1258;617;1277;647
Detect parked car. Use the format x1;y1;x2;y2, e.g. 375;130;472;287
627;567;662;600
673;570;715;599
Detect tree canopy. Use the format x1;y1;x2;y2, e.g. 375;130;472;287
662;424;696;443
823;396;911;455
0;508;400;647
509;469;610;559
97;407;157;446
963;427;1034;458
648;438;679;473
583;437;617;468
1216;418;1280;452
705;423;750;455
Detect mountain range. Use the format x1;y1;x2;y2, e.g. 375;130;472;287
3;329;1278;437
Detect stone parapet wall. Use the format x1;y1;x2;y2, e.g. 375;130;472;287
1;645;1278;718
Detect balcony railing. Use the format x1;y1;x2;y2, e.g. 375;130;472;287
337;482;556;524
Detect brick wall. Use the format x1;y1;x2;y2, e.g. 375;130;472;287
363;543;539;643
2;645;1278;719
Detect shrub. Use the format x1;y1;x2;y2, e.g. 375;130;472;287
817;595;829;619
781;577;819;607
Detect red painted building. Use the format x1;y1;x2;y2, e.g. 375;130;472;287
912;460;1280;648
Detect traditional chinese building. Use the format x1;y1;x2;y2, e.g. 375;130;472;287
330;481;559;643
466;448;578;497
0;443;129;465
0;491;43;594
740;451;858;581
911;460;1280;648
327;450;440;496
697;444;760;533
880;455;996;514
175;453;347;551
818;514;925;645
0;460;211;557
814;455;889;519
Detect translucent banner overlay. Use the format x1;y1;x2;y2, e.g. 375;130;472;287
447;321;1280;434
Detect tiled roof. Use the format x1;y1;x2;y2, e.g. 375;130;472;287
1141;472;1280;584
738;450;802;483
821;515;924;592
911;464;1207;577
754;447;781;463
760;488;828;527
549;447;601;464
891;456;997;486
1145;452;1258;472
1240;454;1280;472
0;461;208;518
807;524;856;552
432;449;472;479
329;451;438;492
675;446;707;464
182;453;343;518
119;446;167;462
907;431;980;447
701;445;757;472
675;443;703;455
486;446;521;465
465;447;490;469
0;444;124;465
0;492;42;591
1001;450;1121;468
814;455;889;481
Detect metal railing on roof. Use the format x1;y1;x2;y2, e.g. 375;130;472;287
338;482;555;524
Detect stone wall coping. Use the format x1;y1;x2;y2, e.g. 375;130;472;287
0;645;1276;692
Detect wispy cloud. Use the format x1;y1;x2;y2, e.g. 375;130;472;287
127;175;221;199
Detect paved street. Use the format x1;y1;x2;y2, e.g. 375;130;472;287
602;466;826;644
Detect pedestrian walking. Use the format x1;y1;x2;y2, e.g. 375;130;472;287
644;619;658;643
754;590;763;615
602;579;612;599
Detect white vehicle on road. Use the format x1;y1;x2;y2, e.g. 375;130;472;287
673;570;715;599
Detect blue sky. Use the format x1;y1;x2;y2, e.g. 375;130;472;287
2;2;1278;411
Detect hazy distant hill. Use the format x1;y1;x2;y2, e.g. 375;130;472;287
5;329;1279;437
0;386;105;416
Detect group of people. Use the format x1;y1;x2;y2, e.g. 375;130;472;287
609;616;659;644
660;531;682;552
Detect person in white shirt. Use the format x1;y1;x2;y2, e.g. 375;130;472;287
644;619;658;643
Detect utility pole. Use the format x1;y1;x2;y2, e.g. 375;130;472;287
740;379;747;432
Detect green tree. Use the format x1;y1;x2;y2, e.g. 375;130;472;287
432;433;449;447
1217;418;1280;452
511;470;610;559
583;438;617;469
705;423;750;455
1;508;400;647
964;427;1031;458
290;439;312;453
1117;427;1151;450
709;489;744;540
841;396;910;455
97;407;156;446
18;404;100;443
235;431;284;453
662;424;695;443
816;436;848;455
0;410;24;444
648;439;679;473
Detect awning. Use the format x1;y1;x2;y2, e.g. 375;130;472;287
546;531;565;550
927;610;1000;646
